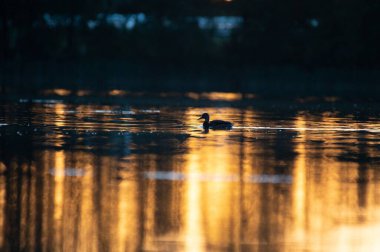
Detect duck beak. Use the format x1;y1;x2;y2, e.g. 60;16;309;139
198;115;203;120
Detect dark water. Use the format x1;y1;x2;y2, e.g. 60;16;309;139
1;91;380;251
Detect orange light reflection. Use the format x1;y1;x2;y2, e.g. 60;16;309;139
1;104;380;251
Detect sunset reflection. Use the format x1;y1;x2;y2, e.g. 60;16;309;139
0;101;380;251
184;153;205;252
292;114;307;243
184;108;241;250
186;92;243;101
53;151;64;248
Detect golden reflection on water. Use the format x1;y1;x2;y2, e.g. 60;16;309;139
43;89;72;96
109;90;127;96
186;92;244;101
184;152;205;252
1;102;380;251
183;108;246;251
291;114;307;245
53;150;64;247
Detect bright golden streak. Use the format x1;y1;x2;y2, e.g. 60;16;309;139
42;88;71;96
109;89;127;96
53;151;65;220
202;145;236;246
78;162;96;252
54;103;66;127
292;115;307;242
118;180;129;252
184;154;205;252
54;89;71;96
187;92;254;100
202;92;242;101
118;179;138;252
53;150;65;249
143;156;157;251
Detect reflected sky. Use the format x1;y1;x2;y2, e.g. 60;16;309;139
1;94;380;251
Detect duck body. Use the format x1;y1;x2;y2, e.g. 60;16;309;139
199;113;233;130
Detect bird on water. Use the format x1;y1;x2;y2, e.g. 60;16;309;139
198;113;233;130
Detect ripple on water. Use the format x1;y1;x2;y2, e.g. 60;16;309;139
49;168;86;177
139;109;160;113
234;126;380;133
32;99;63;104
143;171;292;184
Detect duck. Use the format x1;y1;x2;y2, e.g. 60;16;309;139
198;113;233;130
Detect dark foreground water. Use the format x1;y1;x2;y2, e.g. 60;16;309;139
1;91;380;251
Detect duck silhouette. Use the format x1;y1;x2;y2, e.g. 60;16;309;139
198;113;233;130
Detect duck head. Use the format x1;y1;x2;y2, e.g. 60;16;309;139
198;113;210;122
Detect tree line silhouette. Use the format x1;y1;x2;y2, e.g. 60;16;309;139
1;0;379;68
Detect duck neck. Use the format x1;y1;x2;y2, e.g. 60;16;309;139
203;120;209;128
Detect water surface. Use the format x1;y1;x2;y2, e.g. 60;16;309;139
1;92;380;251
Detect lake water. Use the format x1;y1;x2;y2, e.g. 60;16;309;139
1;91;380;251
